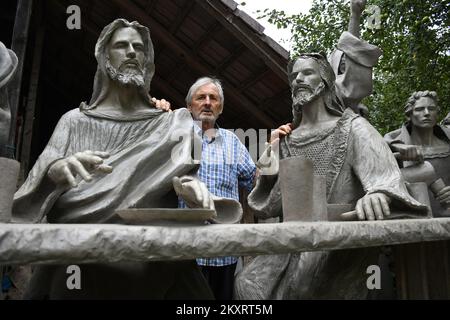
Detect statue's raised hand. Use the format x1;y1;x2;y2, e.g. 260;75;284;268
47;150;112;188
351;0;367;16
173;176;214;210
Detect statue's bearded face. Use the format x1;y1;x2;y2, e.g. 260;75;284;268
106;27;146;87
290;58;325;112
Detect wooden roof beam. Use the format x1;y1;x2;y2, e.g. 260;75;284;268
151;74;186;108
169;0;196;34
192;22;221;55
214;44;246;74
195;0;288;83
145;0;158;14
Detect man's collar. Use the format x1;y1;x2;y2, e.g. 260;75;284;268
193;121;222;142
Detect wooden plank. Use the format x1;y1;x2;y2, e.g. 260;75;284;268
394;241;450;299
169;0;195;34
8;0;34;158
424;241;450;298
214;44;246;74
18;26;45;181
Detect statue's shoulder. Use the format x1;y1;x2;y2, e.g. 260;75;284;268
384;127;403;140
58;108;87;123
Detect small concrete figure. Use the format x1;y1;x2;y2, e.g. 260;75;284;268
385;91;450;217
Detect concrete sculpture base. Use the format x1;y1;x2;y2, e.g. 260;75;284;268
1;218;449;265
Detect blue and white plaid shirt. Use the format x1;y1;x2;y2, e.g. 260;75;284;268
180;124;256;266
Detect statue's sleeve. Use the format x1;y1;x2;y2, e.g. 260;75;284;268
247;174;283;220
350;117;427;211
328;31;382;112
13;113;72;222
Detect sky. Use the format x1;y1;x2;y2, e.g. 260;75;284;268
238;0;313;51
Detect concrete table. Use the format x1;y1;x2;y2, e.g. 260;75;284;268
1;218;449;298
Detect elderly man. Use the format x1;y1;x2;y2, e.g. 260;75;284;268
385;91;450;217
234;53;427;299
13;19;218;299
180;76;256;300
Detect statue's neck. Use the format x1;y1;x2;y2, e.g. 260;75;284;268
300;98;338;128
97;81;147;112
410;126;437;147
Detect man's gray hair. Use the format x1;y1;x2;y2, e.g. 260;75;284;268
185;77;224;107
404;91;438;116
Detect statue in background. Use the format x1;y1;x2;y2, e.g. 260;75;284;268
385;91;450;217
234;53;427;299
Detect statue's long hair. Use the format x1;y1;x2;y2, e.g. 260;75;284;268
84;19;156;110
288;53;344;128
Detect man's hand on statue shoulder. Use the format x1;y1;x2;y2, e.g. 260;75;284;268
173;176;215;210
392;143;424;162
151;97;172;112
47;150;112;188
256;123;292;176
356;192;391;220
270;123;292;145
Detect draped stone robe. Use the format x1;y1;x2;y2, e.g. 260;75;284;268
14;107;201;223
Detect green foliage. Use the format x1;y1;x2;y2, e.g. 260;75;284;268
258;0;450;135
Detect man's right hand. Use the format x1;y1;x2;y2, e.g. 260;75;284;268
151;97;172;112
393;144;424;162
270;123;292;144
47;150;112;188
